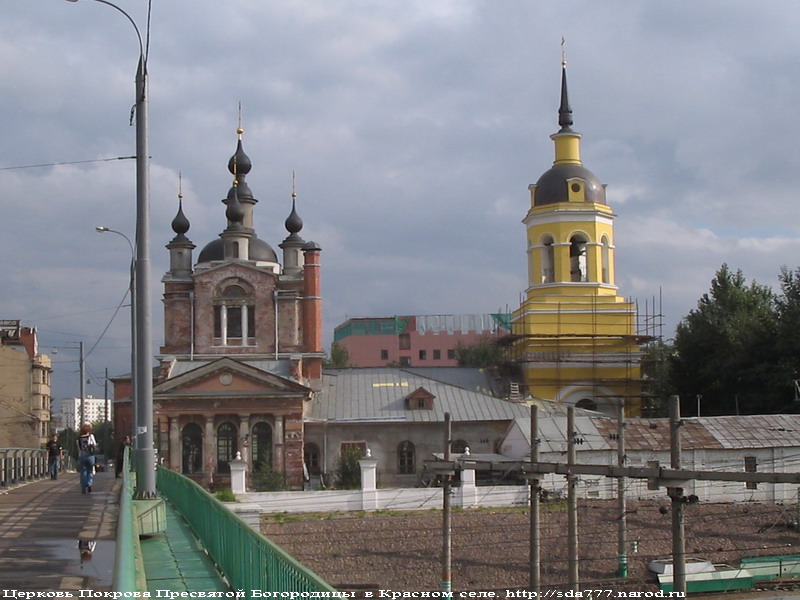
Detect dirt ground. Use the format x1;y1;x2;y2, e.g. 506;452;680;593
260;500;800;594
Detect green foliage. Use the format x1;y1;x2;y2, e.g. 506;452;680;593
324;342;350;368
57;428;78;460
640;339;676;417
251;448;287;492
671;264;785;415
333;446;364;489
214;488;236;502
455;337;504;367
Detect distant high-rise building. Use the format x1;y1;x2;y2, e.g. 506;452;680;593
52;395;112;431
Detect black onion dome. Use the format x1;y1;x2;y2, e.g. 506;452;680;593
285;200;303;234
171;199;190;236
533;164;606;206
225;187;246;224
250;237;278;262
228;138;252;175
197;238;224;263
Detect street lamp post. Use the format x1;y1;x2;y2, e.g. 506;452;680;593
95;226;137;443
70;0;156;498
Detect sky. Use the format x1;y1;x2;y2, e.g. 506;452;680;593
3;0;800;402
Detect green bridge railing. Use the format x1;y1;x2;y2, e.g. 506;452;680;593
112;446;145;593
156;466;338;595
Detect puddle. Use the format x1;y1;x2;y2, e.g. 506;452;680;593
8;539;115;589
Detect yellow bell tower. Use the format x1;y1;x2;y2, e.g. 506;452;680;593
512;61;643;416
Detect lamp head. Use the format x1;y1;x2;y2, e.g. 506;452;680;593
96;226;109;233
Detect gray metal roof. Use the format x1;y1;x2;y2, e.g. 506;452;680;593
696;414;800;449
165;358;291;379
309;368;530;423
399;367;502;397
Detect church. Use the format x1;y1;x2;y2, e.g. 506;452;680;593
115;127;323;489
511;62;646;417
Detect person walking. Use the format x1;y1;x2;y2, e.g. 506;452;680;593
76;423;97;494
45;433;63;480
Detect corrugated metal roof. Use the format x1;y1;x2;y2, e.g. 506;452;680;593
310;368;530;423
166;358;291;379
698;414;800;449
400;367;502;397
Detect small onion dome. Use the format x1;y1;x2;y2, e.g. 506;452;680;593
171;199;190;236
227;138;252;176
285;200;303;234
225;186;246;224
533;164;606;207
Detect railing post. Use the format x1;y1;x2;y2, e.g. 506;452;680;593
359;450;379;511
230;453;247;495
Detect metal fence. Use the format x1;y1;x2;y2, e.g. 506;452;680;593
0;448;47;486
112;446;143;593
156;466;338;596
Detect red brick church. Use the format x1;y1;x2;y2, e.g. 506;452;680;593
114;127;323;489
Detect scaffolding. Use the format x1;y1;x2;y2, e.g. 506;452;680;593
501;290;666;417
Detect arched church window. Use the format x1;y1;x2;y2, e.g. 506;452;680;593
601;236;610;284
181;423;203;475
541;235;555;283
213;282;255;345
576;398;597;411
569;234;589;282
216;421;238;474
452;439;469;454
251;422;273;471
397;440;415;474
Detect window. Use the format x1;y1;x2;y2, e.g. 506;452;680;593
182;423;203;474
744;456;758;490
447;349;456;360
399;356;411;366
541;235;555;283
399;333;411;350
569;235;588;282
433;349;441;360
380;349;389;361
251;422;273;471
213;283;255;345
398;441;415;474
216;422;238;474
452;439;469;454
419;350;427;360
576;398;597;411
305;443;321;474
601;235;610;284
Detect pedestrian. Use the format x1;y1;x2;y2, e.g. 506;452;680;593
76;423;97;494
45;433;63;480
115;435;132;478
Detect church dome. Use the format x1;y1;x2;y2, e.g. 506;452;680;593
533;163;606;207
196;237;278;264
196;238;224;263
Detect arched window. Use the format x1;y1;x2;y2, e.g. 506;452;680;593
601;236;610;284
576;398;597;411
181;423;203;475
569;235;589;282
216;422;238;474
541;235;555;283
397;441;415;474
305;443;321;475
451;439;469;454
213;282;255;346
251;422;273;471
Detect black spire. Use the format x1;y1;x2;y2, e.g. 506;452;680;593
558;63;573;132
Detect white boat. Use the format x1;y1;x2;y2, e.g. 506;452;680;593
647;557;715;575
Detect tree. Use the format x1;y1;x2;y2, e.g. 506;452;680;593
455;337;504;367
774;266;800;408
671;264;781;415
333;446;363;489
324;342;350;368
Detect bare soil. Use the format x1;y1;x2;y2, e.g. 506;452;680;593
260;500;800;594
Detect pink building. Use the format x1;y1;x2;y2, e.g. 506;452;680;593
333;314;510;367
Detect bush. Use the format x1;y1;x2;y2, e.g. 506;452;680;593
214;488;235;502
251;448;287;492
333;446;364;489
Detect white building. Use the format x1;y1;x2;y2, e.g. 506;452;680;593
52;395;112;431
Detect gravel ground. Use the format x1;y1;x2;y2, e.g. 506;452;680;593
260;500;800;594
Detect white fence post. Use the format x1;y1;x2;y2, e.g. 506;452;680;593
459;465;478;508
230;452;247;495
359;450;379;510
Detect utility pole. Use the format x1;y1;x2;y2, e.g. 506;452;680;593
79;341;85;427
617;399;627;578
442;412;452;594
669;396;686;596
567;405;579;592
529;405;540;594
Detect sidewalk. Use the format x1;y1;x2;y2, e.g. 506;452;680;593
0;469;120;592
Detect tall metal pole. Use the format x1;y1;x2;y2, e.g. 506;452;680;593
617;400;628;578
567;405;579;592
529;405;540;593
441;412;452;594
79;341;85;427
669;396;686;596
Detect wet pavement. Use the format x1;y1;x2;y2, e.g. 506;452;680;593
0;469;120;592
